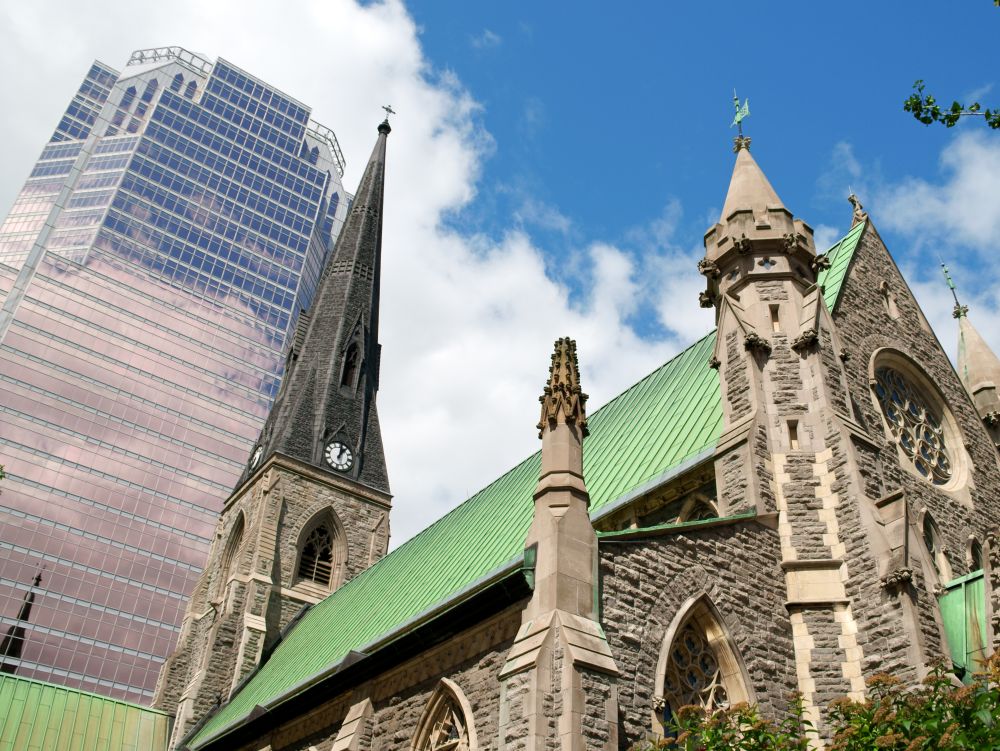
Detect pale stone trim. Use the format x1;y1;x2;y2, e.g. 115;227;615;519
331;697;374;751
411;677;478;751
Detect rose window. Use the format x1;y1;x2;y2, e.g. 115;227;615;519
663;623;729;716
873;366;951;485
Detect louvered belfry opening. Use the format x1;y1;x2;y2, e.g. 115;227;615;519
298;524;335;586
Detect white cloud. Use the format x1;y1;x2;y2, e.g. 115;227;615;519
812;224;840;253
0;0;696;547
470;29;502;50
878;131;1000;253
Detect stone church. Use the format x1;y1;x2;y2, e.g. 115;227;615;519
152;120;1000;751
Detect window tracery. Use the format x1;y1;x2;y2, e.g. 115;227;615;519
922;513;951;581
873;366;952;485
413;680;476;751
655;599;751;734
298;524;335;586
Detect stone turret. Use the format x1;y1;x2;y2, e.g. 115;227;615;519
499;338;619;751
957;309;1000;447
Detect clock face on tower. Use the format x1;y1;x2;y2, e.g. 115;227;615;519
324;441;353;472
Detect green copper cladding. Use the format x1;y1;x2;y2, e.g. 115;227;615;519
0;672;171;751
731;91;750;132
192;224;865;747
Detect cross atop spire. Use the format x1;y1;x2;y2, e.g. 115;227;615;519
942;262;968;319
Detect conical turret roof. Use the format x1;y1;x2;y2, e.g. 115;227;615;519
957;313;1000;421
719;144;785;222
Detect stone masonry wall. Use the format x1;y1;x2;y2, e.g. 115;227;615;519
831;224;1000;668
600;521;795;745
244;603;524;751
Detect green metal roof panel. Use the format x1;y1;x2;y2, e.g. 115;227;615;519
817;219;865;312
193;226;863;747
0;673;171;751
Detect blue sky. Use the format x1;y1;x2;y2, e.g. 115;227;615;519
2;1;998;544
405;1;997;311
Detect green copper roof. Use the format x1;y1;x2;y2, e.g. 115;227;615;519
0;673;171;751
193;225;864;747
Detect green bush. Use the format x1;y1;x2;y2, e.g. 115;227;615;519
630;652;1000;750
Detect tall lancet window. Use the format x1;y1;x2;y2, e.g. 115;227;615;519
413;679;477;751
215;513;244;600
296;510;347;590
654;598;751;732
341;342;360;389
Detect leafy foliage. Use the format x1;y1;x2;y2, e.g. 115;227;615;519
904;80;1000;129
630;652;1000;750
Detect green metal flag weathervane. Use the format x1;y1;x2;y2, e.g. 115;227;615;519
731;91;750;135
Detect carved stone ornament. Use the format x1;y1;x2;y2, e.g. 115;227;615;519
734;234;752;254
791;329;819;352
697;258;721;279
839;350;851;363
880;567;913;592
811;254;831;273
984;411;1000;428
708;356;721;370
698;290;717;308
953;303;969;320
537;337;589;438
733;135;752;153
848;193;867;227
782;233;799;252
744;332;772;354
652;696;666;712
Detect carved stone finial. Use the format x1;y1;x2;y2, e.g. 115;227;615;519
733;135;752;153
538;337;589;438
984;411;1000;429
848;193;867;227
698;290;717;308
953;303;969;320
791;329;819;352
734;234;752;254
782;232;800;252
708;356;721;370
744;332;772;354
881;567;913;593
811;254;831;273
697;258;721;279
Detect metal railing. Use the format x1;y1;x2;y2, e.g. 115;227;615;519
127;46;213;76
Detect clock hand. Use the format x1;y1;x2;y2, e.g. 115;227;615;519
338;445;347;461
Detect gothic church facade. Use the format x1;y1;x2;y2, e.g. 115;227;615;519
155;125;1000;751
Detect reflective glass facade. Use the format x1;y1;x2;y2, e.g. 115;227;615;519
0;47;348;702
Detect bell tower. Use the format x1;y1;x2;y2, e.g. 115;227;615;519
699;135;916;731
154;119;394;747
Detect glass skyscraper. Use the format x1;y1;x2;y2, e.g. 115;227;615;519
0;47;349;703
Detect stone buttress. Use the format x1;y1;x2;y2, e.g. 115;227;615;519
153;120;394;748
499;338;619;751
699;137;929;732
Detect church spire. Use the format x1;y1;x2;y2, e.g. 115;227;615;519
718;143;786;226
949;265;1000;441
245;118;392;492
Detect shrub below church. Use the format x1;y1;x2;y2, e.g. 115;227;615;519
629;652;1000;750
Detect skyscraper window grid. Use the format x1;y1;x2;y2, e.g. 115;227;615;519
0;47;349;702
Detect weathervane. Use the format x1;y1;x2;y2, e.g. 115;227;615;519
941;262;968;319
382;104;396;121
731;91;751;152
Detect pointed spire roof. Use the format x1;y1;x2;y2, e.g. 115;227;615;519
719;141;785;223
957;314;1000;424
240;119;392;493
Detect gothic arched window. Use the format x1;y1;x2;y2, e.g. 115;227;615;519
120;86;137;110
170;73;184;92
654;598;751;733
341;342;360;389
184;80;197;99
922;513;952;582
215;513;244;599
296;511;347;590
970;538;985;572
413;679;477;751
